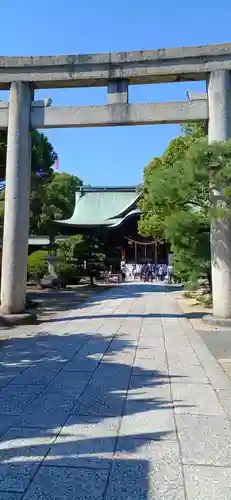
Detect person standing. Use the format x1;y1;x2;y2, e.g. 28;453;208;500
151;263;156;282
121;263;126;281
132;263;137;281
158;264;164;282
167;264;173;284
147;262;152;282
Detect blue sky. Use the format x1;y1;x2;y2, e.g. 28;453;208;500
0;0;231;185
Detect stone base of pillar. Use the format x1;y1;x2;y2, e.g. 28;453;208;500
203;314;231;327
0;311;37;326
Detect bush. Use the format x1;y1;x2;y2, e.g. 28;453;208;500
198;293;212;308
28;250;48;285
184;291;193;299
184;280;199;292
56;261;77;285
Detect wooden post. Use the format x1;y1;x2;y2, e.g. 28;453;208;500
135;242;137;263
155;241;158;265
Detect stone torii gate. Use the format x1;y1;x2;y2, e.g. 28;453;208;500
0;43;230;320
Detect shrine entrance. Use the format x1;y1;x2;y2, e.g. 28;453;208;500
124;237;167;264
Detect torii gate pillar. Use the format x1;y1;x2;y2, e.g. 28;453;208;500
208;70;231;318
1;82;33;314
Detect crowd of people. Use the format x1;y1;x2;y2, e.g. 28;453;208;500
121;262;173;283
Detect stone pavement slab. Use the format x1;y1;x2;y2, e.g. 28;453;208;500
133;350;168;374
45;415;120;469
0;368;23;390
107;438;185;500
16;391;77;428
119;409;177;440
176;413;231;466
72;385;126;417
179;317;231;389
124;377;172;415
184;465;231;500
0;283;231;499
0;385;44;416
8;362;64;386
171;382;224;415
216;388;231;418
0;493;22;500
168;357;210;384
63;356;100;372
23;465;109;500
0;416;16;438
45;370;92;396
0;426;57;493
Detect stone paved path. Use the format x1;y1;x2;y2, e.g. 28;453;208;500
0;283;231;499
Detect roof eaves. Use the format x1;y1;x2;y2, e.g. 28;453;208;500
76;185;138;193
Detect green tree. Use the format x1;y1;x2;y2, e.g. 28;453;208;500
31;172;82;237
82;235;106;285
56;235;85;262
31;130;57;185
55;234;85;284
139;128;204;239
55;261;78;285
27;250;48;286
0;131;82;239
0;130;58;236
181;121;207;138
0;130;56;191
139;123;231;287
55;233;106;285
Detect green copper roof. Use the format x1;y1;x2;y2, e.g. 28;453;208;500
57;186;141;227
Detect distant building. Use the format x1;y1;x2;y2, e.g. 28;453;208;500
57;186;169;268
0;186;169;268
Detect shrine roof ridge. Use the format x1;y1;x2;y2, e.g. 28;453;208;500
77;186;139;193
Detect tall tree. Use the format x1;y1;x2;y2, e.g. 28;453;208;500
138;125;231;286
32;172;82;237
55;233;106;285
139;128;203;239
180;121;207;138
0;130;57;189
29;131;58;236
0;130;57;235
0;130;82;239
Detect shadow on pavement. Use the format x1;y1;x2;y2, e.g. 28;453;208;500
44;311;205;324
36;283;202;326
0;317;189;498
28;283;184;319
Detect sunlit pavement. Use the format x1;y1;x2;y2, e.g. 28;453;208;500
0;283;231;499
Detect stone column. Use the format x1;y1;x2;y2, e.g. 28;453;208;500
208;70;231;318
1;82;33;314
107;80;129;126
107;80;128;104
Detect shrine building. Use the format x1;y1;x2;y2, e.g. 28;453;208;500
57;186;169;269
